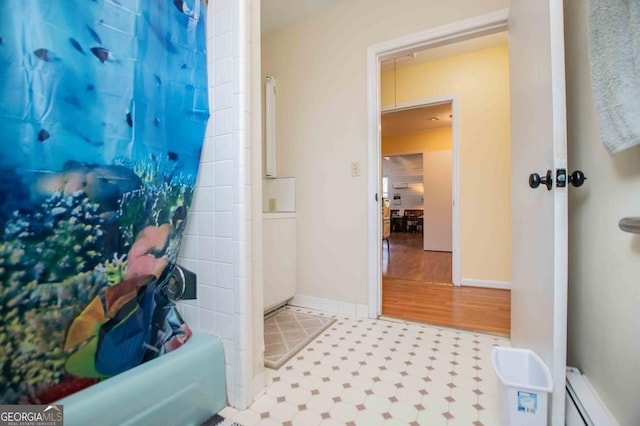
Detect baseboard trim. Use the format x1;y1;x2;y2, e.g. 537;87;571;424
460;278;511;290
288;294;369;318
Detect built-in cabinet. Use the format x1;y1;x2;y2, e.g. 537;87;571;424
262;177;297;313
382;203;390;248
263;213;296;313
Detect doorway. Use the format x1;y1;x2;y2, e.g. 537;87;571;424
372;26;512;335
383;152;452;282
381;105;454;285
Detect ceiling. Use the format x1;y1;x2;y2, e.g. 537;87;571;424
261;0;349;34
382;103;452;137
383;153;423;171
260;1;507;57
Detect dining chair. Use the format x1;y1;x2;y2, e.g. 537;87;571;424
406;215;418;233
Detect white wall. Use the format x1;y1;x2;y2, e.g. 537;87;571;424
177;0;256;409
262;0;510;305
381;46;511;284
564;0;640;424
423;150;453;252
384;155;424;211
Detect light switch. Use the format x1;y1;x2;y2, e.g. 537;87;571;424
351;161;360;177
268;198;277;211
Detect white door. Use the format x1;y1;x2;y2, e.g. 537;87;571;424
423;150;452;252
509;1;568;425
368;7;569;421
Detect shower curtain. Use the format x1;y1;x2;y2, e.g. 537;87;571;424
0;0;209;403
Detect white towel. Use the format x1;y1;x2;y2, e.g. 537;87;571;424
588;0;640;154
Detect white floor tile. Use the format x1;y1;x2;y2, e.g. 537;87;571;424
350;375;374;391
454;374;482;393
449;401;480;423
429;368;455;385
378;369;404;385
249;394;278;414
420;393;450;414
478;394;501;413
415;408;449;426
227;307;508;425
400;375;426;392
455;363;480;379
219;406;239;419
340;387;367;405
329;401;359;422
354;409;385;426
371;381;397;398
384;418;414;426
310;364;334;378
394;387;423;406
292;358;318;373
425;380;454;399
319;418;344;426
318;381;344;398
299;374;323;391
478;408;501;426
285;387;313;405
265;380;291;398
389;401;418;422
255;418;281;426
306;394;334;413
232;409;260;425
477;376;500;398
292;409;323;426
269;401;299;422
263;367;278;384
359;363;385;378
279;369;304;385
364;394;392;414
447;418;478;426
449;386;480;406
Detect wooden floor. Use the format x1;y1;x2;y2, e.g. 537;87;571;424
383;232;452;283
382;232;511;336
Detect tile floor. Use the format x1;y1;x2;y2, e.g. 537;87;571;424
221;307;510;425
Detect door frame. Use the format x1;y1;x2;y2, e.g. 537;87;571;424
366;9;509;318
381;97;459;286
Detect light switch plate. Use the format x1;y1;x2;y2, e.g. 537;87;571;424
351;161;360;177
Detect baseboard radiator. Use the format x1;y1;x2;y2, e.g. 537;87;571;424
566;367;619;426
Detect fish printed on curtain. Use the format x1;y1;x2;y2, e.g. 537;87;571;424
0;0;209;403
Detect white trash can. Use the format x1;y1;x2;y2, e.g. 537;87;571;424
491;347;553;426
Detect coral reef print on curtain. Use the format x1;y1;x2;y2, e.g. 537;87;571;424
0;0;209;403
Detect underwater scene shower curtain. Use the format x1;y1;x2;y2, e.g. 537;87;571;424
0;0;208;403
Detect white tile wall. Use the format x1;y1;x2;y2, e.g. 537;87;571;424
177;0;254;410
